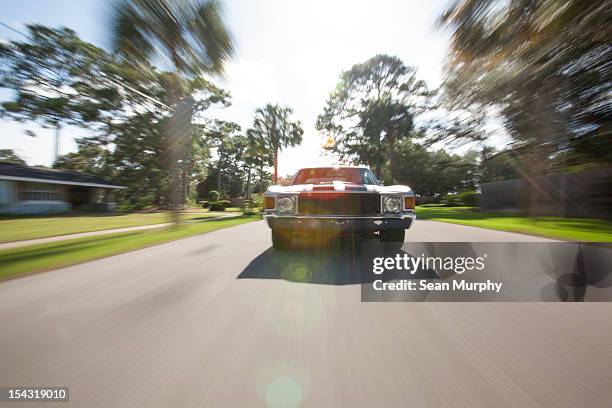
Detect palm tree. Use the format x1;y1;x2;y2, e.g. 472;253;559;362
111;0;233;222
246;104;303;184
112;0;232;77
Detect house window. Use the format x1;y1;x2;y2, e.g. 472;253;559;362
18;182;63;201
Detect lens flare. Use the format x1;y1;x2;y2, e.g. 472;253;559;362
281;262;310;282
265;377;303;408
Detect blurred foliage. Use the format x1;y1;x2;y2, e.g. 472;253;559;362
0;25;122;131
0;24;128;162
316;55;433;183
112;0;233;76
437;0;611;173
0;149;26;165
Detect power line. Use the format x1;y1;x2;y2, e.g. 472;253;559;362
0;21;28;38
103;74;174;111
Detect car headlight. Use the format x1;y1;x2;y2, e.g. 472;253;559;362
277;195;297;214
383;195;401;213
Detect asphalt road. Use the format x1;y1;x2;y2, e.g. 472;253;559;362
0;220;610;407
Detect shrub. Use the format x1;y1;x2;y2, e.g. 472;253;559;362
208;190;220;202
441;190;480;207
200;201;210;209
242;198;260;215
242;207;258;215
208;200;231;211
209;201;225;211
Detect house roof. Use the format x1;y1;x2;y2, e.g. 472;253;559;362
0;162;126;189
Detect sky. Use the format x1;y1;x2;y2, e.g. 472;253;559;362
0;0;480;176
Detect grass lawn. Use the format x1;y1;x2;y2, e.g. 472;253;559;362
224;207;242;212
416;205;612;241
198;207;243;213
0;212;214;243
0;215;260;280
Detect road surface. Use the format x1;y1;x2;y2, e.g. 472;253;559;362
0;220;610;407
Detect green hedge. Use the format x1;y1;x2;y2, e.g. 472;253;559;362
209;200;231;211
441;191;480;207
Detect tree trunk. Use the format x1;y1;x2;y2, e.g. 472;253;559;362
259;165;265;194
181;161;188;205
169;149;180;225
273;145;279;184
388;132;396;184
246;167;252;200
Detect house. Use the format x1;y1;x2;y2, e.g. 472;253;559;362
0;162;126;214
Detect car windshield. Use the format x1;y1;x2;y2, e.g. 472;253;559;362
292;168;377;185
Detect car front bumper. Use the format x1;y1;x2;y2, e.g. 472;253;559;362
264;213;416;235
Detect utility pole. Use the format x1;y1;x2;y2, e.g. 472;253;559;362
53;124;61;164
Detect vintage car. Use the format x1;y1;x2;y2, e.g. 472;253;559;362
263;166;416;249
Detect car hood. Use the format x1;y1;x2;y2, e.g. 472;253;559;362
267;181;413;195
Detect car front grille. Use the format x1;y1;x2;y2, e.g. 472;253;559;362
297;193;380;216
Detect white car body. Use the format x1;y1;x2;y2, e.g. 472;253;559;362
263;166;416;248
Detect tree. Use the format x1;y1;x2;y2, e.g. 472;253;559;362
214;133;248;198
105;74;229;209
437;0;611;173
394;140;478;200
0;149;26;165
52;69;229;210
111;0;233;223
478;146;520;184
54;139;111;176
246;104;303;183
0;25;122;163
316;55;431;182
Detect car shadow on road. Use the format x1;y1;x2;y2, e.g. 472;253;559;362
237;238;437;285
